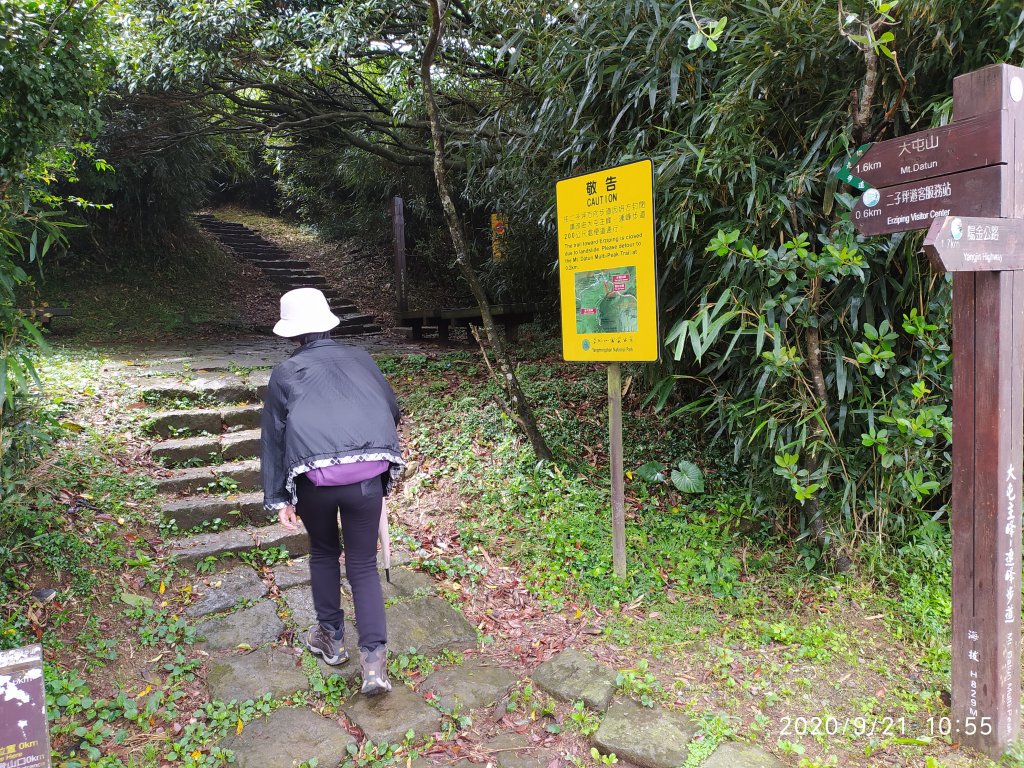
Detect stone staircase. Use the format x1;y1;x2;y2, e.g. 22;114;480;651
194;213;381;336
143;372;785;768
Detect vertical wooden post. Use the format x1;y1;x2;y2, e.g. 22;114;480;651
392;196;408;313
608;362;626;578
948;64;1024;758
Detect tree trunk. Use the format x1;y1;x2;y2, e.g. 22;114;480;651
420;0;552;462
803;297;852;573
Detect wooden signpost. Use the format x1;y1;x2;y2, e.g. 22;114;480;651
925;217;1024;272
391;197;408;314
852;164;1004;236
0;644;51;768
842;63;1024;758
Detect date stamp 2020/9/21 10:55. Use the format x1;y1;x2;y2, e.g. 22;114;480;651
778;715;994;741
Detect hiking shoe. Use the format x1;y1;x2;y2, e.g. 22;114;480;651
359;645;392;696
306;623;349;666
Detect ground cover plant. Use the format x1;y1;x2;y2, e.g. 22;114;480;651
388;338;1012;768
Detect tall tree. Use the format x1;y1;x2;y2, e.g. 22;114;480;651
421;0;551;461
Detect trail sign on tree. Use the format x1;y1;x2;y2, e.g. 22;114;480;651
838;62;1024;759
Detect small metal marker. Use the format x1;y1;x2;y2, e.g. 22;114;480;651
1012;77;1024;103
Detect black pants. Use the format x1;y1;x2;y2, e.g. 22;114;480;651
294;473;387;650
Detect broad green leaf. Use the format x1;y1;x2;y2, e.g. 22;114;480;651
670;460;704;494
120;592;153;608
636;461;666;483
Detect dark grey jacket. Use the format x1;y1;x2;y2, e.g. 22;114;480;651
260;339;403;509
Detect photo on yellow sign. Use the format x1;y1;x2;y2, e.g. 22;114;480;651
556;159;658;362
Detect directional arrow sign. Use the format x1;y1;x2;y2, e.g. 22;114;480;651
850;110;1008;189
835;143;871;192
851;164;1005;236
924;216;1024;272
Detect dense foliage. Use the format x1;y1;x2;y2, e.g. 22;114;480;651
113;1;492;279
0;0;110;458
467;0;1024;557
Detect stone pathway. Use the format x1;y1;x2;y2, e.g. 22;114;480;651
195;214;381;336
141;354;788;768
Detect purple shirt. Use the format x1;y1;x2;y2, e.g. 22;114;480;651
306;460;389;487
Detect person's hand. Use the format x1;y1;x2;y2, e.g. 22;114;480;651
279;504;299;531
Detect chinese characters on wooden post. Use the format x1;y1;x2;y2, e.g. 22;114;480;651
0;644;51;768
843;62;1024;759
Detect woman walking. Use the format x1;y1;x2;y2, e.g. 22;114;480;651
261;288;403;695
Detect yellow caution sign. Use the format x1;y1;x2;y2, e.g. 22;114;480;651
556;159;658;361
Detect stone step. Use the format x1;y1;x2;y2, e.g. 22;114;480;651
195;216;244;228
145;404;262;438
218;706;354;767
151;428;260;467
217;235;268;245
263;272;320;283
199;226;250;237
247;371;270;400
234;249;295;261
226;246;290;257
169;523;309;565
222;429;262;460
336;314;377;327
334;324;382;336
151;434;219;466
270;278;326;289
271;277;328;288
142;375;264;405
162;491;268;531
213;232;272;242
145;409;221;438
234;250;292;260
236;250;298;261
260;265;316;275
156;459;261;496
222;404;263;431
201;223;247;232
243;254;297;264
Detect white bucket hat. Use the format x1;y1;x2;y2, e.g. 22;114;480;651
273;288;340;337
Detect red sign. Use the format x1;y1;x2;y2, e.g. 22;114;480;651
580;308;597;315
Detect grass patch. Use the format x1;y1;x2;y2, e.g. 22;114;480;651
392;345;1004;768
24;225;276;342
